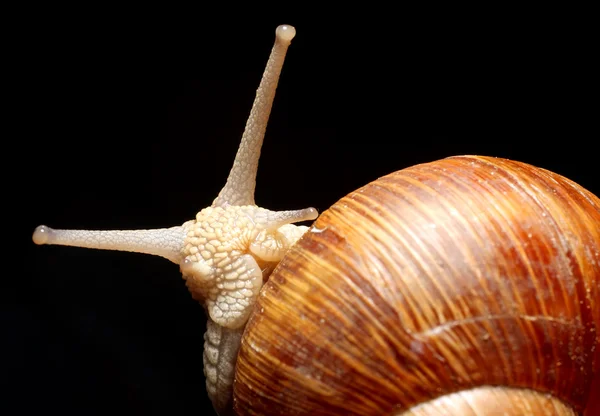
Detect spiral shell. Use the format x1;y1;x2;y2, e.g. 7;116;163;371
234;156;600;415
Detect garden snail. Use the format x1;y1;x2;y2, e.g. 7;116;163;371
31;24;599;416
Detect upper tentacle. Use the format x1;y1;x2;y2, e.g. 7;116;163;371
32;224;187;264
212;25;296;208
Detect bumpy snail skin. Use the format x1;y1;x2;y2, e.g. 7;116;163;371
181;205;317;330
32;24;316;415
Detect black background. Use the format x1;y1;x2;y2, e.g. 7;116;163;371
8;9;597;416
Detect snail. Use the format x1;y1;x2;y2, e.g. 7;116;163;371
31;24;599;415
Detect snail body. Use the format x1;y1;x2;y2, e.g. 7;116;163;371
33;24;318;415
32;25;599;415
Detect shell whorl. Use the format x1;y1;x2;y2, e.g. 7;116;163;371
234;156;600;415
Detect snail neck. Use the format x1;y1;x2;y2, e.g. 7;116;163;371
203;318;245;416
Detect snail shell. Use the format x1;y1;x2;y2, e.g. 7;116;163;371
235;155;600;415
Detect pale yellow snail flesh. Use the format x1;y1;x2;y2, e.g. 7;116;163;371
32;24;316;415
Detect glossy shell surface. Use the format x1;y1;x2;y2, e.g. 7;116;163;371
235;156;600;415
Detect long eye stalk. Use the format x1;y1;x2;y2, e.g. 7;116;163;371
32;225;186;264
213;24;296;208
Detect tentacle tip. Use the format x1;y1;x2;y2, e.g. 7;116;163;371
32;225;52;245
276;24;296;42
304;207;319;220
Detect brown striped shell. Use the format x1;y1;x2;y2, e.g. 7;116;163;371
234;156;600;415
